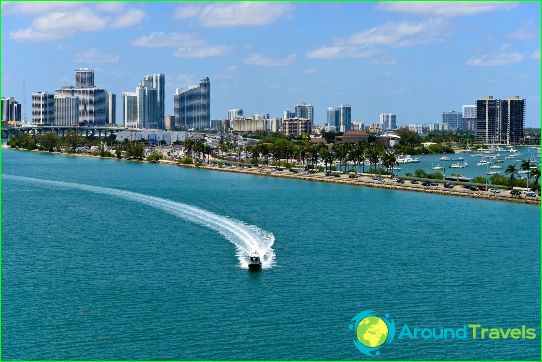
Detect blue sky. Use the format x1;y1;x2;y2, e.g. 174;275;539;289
2;1;540;127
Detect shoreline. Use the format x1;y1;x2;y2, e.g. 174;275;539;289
4;147;540;206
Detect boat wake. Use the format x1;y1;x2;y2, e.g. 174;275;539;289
3;174;276;269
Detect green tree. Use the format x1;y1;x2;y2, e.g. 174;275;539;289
505;164;518;180
39;132;61;152
147;151;163;163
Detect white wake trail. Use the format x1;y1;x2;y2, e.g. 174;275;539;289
3;174;276;269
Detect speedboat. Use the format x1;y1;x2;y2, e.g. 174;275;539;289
248;251;262;271
432;164;444;170
439;156;451;161
449;163;466;168
489;165;502;169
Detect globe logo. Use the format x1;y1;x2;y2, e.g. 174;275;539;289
350;310;395;356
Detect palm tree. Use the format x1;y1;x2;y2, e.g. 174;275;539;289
505;164;518;180
530;168;540;184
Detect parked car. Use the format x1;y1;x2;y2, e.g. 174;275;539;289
421;181;431;186
469;186;479;191
444;182;454;189
325;172;333;176
525;191;536;197
510;190;522;196
488;188;501;194
348;174;359;179
429;182;439;187
410;180;419;184
394;178;405;183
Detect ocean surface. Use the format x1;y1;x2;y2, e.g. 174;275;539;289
2;149;540;360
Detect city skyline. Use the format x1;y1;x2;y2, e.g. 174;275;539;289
2;1;540;126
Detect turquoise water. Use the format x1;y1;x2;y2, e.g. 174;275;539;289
2;149;540;360
391;146;540;179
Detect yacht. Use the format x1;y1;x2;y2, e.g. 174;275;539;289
449;162;467;168
439;156;451;161
248;252;262;271
489;165;502;169
396;155;420;164
432;164;444;170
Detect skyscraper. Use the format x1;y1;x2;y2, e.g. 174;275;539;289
174;77;210;129
106;92;116;125
442;111;464;130
227;108;243;120
295;103;314;122
379;113;396;131
337;104;352;132
283;109;295;120
55;68;107;125
143;73;165;129
475;96;525;144
122;92;138;128
32;92;55;125
54;95;79;126
462;105;477;131
327;107;338;132
75;68;94;88
1;97;22;125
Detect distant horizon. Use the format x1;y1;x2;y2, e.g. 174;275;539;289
2;1;540;127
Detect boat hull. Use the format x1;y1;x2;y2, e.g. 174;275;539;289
248;263;262;271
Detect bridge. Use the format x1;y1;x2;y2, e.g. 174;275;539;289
1;125;143;140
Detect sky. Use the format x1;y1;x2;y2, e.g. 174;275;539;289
2;1;540;127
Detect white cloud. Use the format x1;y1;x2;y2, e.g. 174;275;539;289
245;53;296;66
73;48;120;63
9;5;145;41
131;32;204;47
306;46;378;59
32;9;108;33
306;19;444;60
174;46;230;58
466;46;525;66
175;2;293;27
110;8;144;28
347;19;446;47
532;49;541;60
10;27;65;41
377;2;516;17
2;1;82;15
133;32;230;58
509;20;540;40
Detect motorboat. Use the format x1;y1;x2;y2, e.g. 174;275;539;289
489;165;502;169
432;164;444;170
248;251;262;271
477;160;489;166
439;156;451;161
449;163;466;168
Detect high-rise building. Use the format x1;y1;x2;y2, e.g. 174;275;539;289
55;69;107;125
123;92;138;128
55;86;107;125
337;104;352;132
326;108;338;132
174;77;210;129
164;115;175;130
142;73;165;128
106;92;116;125
442;111;464;130
295;103;313;122
283;109;295;120
462;105;477;131
227;108;243;120
53;95;79;126
32;92;55;125
379;113;397;131
75;68;94;88
137;83;159;129
475;96;525;144
1;97;22;125
282;117;312;136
